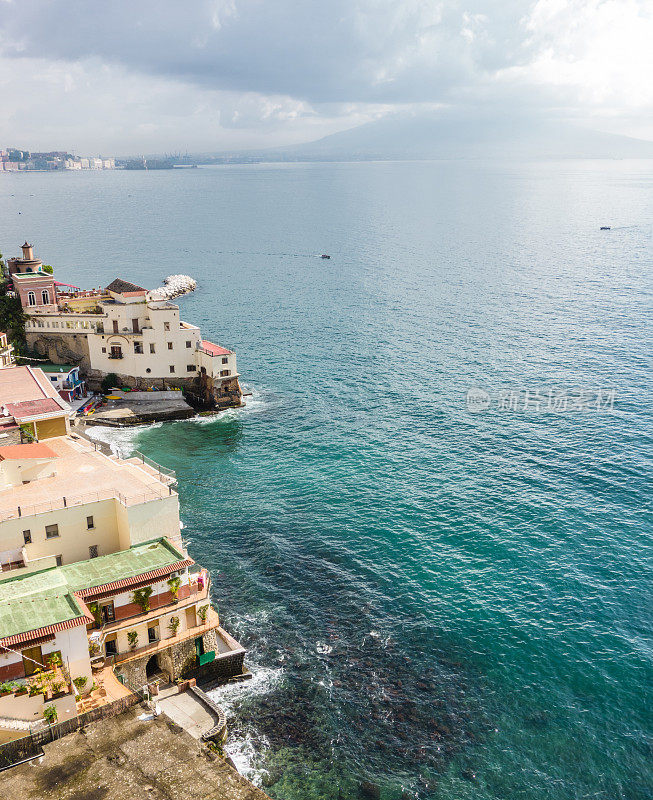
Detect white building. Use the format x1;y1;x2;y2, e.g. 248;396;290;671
19;262;241;407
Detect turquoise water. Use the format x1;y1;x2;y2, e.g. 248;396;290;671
1;161;652;799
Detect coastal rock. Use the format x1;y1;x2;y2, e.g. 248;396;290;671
148;274;197;301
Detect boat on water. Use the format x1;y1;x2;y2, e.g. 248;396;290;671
321;254;331;259
600;226;611;230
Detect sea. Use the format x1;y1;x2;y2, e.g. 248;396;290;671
1;160;651;799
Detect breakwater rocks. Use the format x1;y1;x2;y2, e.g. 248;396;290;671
149;274;197;301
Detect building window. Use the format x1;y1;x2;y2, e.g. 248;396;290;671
134;341;143;354
148;626;159;643
55;555;63;567
167;342;173;350
220;370;231;377
27;291;36;306
45;524;59;539
110;345;122;360
87;516;94;529
101;347;106;353
105;637;117;656
149;343;155;354
41;289;50;304
186;340;192;348
23;530;31;544
112;320;119;334
164;322;170;332
222;357;229;364
169;365;175;373
89;545;99;559
186;365;196;372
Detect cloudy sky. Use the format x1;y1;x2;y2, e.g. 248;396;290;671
0;0;651;155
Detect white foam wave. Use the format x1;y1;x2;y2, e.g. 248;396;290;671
84;423;162;457
225;730;271;786
207;664;283;785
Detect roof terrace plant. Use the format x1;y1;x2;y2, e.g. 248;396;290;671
132;586;153;613
167;576;181;601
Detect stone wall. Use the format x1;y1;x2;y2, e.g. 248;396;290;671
26;332;91;371
197;371;242;408
115;630;244;690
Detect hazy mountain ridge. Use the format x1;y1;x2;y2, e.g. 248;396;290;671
195;115;653;163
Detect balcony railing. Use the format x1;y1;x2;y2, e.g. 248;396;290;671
1;485;176;523
129;450;176;480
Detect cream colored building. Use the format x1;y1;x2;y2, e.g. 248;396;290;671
0;436;181;572
18;260;242;406
0;436;246;727
0;332;15;369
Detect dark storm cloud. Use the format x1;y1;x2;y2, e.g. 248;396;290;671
0;0;533;104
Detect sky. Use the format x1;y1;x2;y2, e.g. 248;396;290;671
0;0;651;155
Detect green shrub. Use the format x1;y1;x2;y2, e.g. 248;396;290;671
101;373;119;394
132;586;153;612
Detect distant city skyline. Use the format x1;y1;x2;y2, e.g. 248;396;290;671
0;1;651;155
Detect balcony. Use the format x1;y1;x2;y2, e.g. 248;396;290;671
112;607;225;667
91;571;210;636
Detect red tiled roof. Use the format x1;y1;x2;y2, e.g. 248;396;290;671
4;398;62;420
201;340;232;357
77;559;194;601
0;615;88;648
0;443;57;461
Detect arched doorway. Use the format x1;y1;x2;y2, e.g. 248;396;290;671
145;655;160;679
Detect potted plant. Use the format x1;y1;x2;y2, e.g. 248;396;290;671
167;576;181;602
127;631;138;651
73;676;88;697
43;705;58;724
88;602;102;626
89;640;101;657
46;653;62;670
197;605;209;624
50;680;66;699
168;616;180;637
0;682;12;696
14;683;28;697
132;586;153;613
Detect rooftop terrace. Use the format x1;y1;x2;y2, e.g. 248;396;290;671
0;538;191;644
0;435;176;522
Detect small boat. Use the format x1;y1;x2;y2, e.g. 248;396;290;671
600;226;611;230
321;254;331;259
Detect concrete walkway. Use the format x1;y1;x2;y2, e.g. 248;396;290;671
0;706;270;799
157;692;216;740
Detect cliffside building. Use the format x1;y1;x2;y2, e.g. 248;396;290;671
9;243;242;408
0;333;15;369
0;434;246;738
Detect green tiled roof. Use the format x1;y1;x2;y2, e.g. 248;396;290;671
0;571;86;641
0;538;188;641
61;538;187;593
37;364;77;373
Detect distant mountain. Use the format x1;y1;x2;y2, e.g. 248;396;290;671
210;114;653;162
